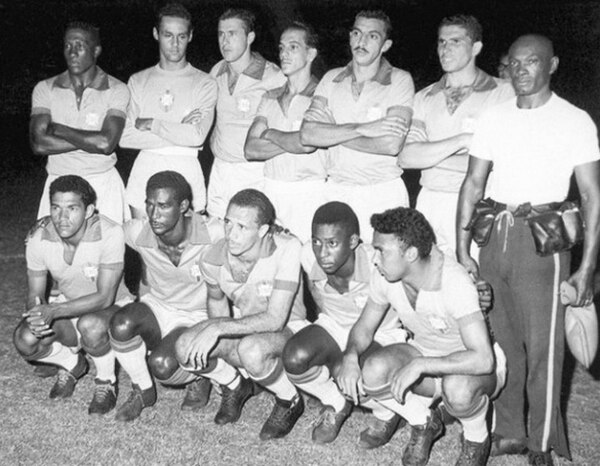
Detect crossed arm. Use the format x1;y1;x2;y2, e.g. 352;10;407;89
398;132;473;170
244;115;316;161
29;113;125;156
300;106;411;156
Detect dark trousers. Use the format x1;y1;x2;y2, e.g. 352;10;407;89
480;214;570;457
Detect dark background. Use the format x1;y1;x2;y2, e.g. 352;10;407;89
1;0;599;187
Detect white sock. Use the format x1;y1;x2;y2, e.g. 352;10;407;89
90;350;116;383
460;397;490;443
295;366;347;412
114;340;153;390
361;398;395;421
254;361;297;401
38;342;79;371
377;392;432;425
202;358;240;389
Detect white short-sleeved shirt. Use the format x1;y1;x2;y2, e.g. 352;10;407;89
31;68;129;176
210;53;286;164
369;247;483;357
407;71;514;193
302;242;400;332
256;77;327;182
470;93;600;205
26;214;132;303
303;59;414;185
201;232;306;323
125;213;222;313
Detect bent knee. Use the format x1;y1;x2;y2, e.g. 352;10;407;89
109;305;140;341
148;352;179;380
282;340;312;374
13;321;43;357
442;376;482;414
78;314;109;343
361;352;394;387
238;336;272;374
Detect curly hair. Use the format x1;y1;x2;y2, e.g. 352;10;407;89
370;207;436;258
228;189;276;228
50;175;97;207
312;201;359;236
146;170;193;208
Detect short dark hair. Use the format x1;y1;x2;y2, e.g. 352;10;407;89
228;189;276;228
355;10;392;40
146;170;193;207
312;202;360;236
370;207;436;258
65;21;101;47
156;2;193;31
50;175;97;207
438;14;482;43
284;21;319;50
219;8;255;34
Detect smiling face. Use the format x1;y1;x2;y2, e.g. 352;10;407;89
311;223;358;276
437;25;481;74
153;15;192;66
279;28;315;77
508;36;557;98
145;187;186;237
218;18;254;64
349;16;391;67
50;191;94;242
63;28;100;76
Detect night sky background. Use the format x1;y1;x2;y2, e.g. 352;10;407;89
1;0;599;180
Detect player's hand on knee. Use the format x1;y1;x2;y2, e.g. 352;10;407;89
390;361;422;404
337;357;364;405
567;269;594;307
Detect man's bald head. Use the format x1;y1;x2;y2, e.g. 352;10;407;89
509;34;554;59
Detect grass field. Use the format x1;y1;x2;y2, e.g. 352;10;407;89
0;171;599;465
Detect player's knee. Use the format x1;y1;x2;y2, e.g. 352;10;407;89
109;305;139;341
282;340;312;375
77;313;109;346
148;351;179;380
238;336;270;375
361;352;391;387
13;321;40;357
174;331;191;364
442;376;479;415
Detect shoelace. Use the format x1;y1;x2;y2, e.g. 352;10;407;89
56;369;73;386
365;417;389;435
314;407;337;427
495;210;515;253
94;383;113;402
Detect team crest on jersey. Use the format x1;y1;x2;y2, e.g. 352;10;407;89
366;106;384;121
428;315;449;333
353;294;368;310
82;264;98;282
190;264;202;282
160;89;174;112
256;280;273;298
85;112;100;127
237;97;251;113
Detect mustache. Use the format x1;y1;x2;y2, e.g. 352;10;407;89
353;46;368;53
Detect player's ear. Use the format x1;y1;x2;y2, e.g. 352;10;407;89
179;199;190;214
93;44;102;59
405;245;419;263
472;40;483;57
153;27;159;41
550;56;559;75
349;233;360;250
247;31;256;47
188;28;194;43
307;47;317;64
381;39;392;54
85;203;96;219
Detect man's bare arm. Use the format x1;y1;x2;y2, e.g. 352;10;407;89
30;114;78;155
569;161;600;305
456;156;492;277
49;114;126;155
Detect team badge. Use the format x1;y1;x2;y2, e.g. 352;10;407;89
428;315;449;333
237;97;251;113
256;280;273;298
190;264;202;282
353;294;368;310
82;264;98;282
85;112;100;127
366;106;384;121
160;89;174;112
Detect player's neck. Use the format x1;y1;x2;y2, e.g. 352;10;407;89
159;57;188;72
158;215;190;248
61;221;88;248
333;251;356;280
352;58;381;83
445;65;478;88
517;88;553;109
404;250;441;292
286;68;312;94
69;65;99;89
228;49;253;75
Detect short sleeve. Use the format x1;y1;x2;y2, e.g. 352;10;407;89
388;70;415;112
368;269;391;306
123;219;144;251
469;110;496;162
255;93;272;121
99;223;125;269
25;233;47;274
105;81;130;119
406;89;428;143
303;73;335;123
199;242;225;287
273;237;301;292
570;113;600;167
300;241;315;274
31;81;51;116
441;263;482;322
